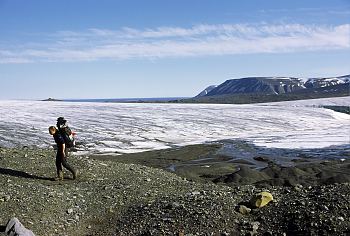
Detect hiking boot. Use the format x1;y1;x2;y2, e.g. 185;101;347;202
54;171;64;181
72;170;79;180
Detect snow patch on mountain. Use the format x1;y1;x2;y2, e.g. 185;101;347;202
195;85;217;97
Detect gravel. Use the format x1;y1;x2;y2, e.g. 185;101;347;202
0;147;349;235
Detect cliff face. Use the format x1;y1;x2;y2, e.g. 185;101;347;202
206;77;305;95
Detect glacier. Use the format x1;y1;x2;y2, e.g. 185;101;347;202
0;97;349;155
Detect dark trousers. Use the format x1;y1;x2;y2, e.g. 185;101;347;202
56;153;75;176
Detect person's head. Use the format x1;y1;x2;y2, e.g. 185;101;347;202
49;126;57;135
57;117;67;128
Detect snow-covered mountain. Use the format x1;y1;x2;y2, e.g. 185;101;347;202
336;75;350;83
197;75;350;97
304;75;350;88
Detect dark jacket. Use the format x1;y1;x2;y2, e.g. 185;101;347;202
53;132;66;157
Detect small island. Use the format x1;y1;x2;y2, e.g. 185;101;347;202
41;98;63;102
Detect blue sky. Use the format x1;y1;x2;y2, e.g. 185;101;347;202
0;0;349;99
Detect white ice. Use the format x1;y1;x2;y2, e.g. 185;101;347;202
0;96;349;154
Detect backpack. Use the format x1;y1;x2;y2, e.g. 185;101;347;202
58;125;76;148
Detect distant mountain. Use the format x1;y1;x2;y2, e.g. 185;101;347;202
197;75;349;97
304;75;349;89
175;75;349;104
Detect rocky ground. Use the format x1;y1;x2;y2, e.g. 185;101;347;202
0;146;349;235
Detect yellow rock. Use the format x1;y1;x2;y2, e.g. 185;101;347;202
250;191;273;208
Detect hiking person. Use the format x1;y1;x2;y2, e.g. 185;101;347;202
49;124;78;181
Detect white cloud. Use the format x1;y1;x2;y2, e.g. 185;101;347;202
0;23;349;63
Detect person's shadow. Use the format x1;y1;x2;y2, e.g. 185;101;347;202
0;167;53;181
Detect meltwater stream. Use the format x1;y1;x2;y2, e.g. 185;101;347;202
0;97;349;155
